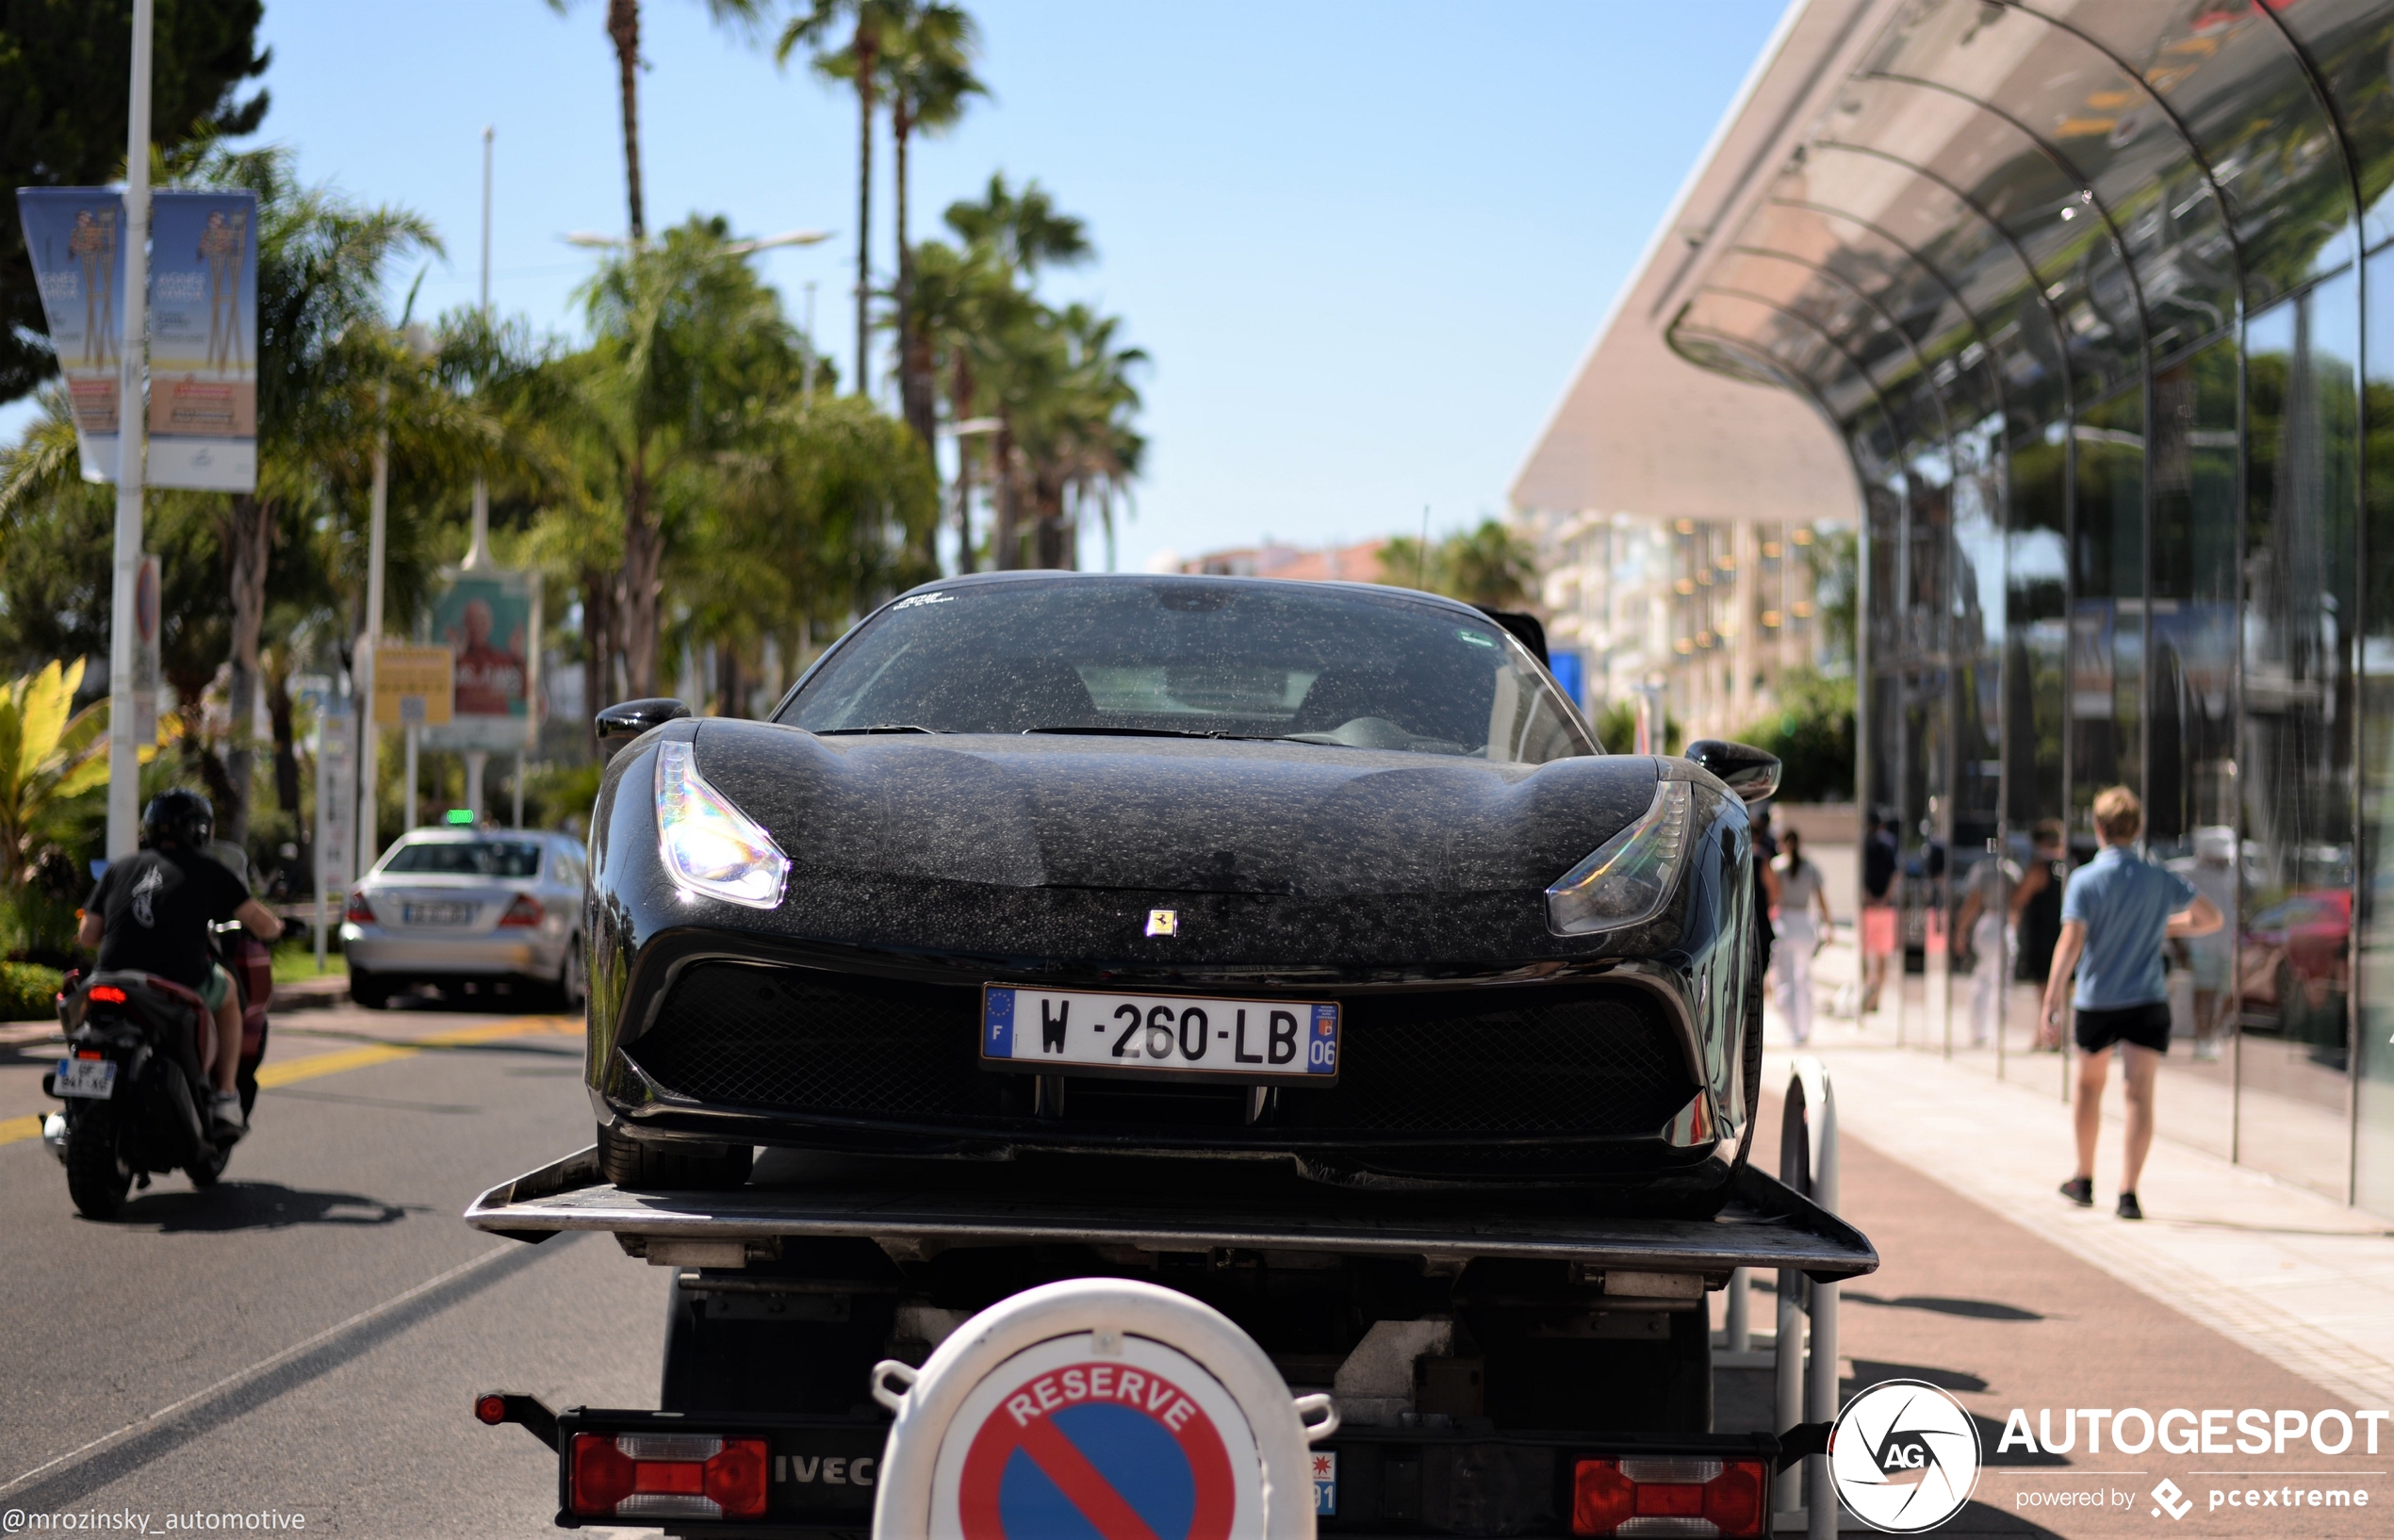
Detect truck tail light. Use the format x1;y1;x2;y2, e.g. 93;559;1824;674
570;1433;767;1522
497;893;544;927
344;892;376;925
1572;1457;1768;1537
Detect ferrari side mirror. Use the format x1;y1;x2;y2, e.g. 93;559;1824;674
596;698;690;745
1684;739;1780;805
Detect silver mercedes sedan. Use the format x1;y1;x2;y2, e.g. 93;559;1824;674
340;828;588;1010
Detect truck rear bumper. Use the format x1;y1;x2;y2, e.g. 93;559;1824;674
464;1145;1876;1282
493;1398;1809;1536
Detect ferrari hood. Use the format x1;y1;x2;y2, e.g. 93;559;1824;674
691;719;1666;897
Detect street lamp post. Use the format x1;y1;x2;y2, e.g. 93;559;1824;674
940;417;1001;574
358;324;436;869
104;0;155;860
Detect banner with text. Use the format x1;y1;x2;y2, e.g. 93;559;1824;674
14;188;127;481
146;189;259;491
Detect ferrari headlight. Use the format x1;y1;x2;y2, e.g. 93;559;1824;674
1546;779;1694;936
654;741;789;909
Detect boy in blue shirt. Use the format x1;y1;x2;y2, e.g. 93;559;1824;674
2039;787;2222;1220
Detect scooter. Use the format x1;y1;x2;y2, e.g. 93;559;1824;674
41;921;275;1219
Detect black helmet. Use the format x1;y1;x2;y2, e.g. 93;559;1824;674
140;789;214;848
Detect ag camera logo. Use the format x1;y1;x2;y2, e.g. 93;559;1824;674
1830;1379;1982;1532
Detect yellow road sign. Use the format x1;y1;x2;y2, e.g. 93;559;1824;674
372;644;454;726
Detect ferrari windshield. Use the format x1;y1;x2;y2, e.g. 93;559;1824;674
779;578;1598;763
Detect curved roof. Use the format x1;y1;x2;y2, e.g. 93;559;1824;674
1513;0;2394;513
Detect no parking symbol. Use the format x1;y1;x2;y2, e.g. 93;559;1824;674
934;1335;1265;1539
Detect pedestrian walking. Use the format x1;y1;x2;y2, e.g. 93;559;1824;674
2041;787;2222;1220
2180;826;2236;1062
1772;829;1834;1045
1861;812;1899;1011
2012;820;2068;1028
1956;847;2020;1047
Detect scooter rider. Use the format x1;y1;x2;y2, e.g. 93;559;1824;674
76;791;282;1140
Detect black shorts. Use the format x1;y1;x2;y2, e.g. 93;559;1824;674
2074;1001;2172;1056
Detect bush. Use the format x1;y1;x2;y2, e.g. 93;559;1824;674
1739;668;1856;803
0;960;65;1022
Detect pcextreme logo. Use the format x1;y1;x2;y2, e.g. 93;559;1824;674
1829;1380;1983;1532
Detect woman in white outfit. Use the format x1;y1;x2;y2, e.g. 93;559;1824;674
1773;831;1834;1045
1957;851;2021;1047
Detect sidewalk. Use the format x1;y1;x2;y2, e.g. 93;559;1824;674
1764;934;2394;1411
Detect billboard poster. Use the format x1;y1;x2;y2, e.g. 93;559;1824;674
14;188;126;481
421;568;540;751
146;189;258;491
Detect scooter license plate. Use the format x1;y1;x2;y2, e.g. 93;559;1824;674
54;1057;117;1099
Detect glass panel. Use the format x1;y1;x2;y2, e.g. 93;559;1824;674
1796;146;2074;440
2239;272;2360;1199
2006;419;2071;1088
2065;2;2358;302
2148;336;2243;1158
2071;387;2147;841
1951;412;2009;1063
2266;0;2394;253
2355;244;2394;1216
1836;72;2142;404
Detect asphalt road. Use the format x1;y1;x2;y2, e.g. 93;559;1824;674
0;998;664;1538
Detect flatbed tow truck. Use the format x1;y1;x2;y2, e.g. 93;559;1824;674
463;1086;1874;1539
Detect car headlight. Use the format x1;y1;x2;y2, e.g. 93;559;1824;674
654;741;790;909
1547;779;1694;936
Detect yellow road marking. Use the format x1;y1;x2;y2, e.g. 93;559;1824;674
1;1015;582;1146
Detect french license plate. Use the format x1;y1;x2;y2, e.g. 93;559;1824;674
981;986;1337;1083
54;1057;117;1099
402;901;475;926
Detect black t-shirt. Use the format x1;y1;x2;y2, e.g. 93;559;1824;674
1863;829;1898;901
86;846;252;989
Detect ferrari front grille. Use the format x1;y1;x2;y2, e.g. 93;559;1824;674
625;962;997;1119
624;963;1695;1142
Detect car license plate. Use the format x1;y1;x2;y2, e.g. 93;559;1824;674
402;901;475;926
981;986;1337;1083
54;1057;117;1099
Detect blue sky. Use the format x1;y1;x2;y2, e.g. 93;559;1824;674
11;1;1786;568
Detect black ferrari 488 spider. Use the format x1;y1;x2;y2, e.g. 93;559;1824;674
582;572;1778;1210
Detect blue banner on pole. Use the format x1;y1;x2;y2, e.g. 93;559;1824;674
15;188;128;482
146;189;258;491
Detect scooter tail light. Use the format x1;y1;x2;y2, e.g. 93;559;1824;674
88;985;127;1003
344;892;376;925
569;1433;768;1522
1571;1458;1768;1537
497;893;545;927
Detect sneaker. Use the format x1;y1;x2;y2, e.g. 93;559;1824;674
2192;1041;2222;1062
2058;1176;2093;1207
208;1090;247;1141
2117;1191;2143;1221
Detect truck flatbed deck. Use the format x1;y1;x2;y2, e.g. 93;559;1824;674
467;1147;1876;1282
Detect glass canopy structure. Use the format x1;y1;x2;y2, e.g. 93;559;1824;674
1519;0;2394;1211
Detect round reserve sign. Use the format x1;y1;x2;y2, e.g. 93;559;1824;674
933;1333;1262;1540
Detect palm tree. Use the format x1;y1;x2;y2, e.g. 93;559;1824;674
779;0;907;397
548;0;771;241
882;4;985;451
931;177;1105;570
573;219;797;696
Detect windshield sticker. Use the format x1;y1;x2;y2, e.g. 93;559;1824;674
892;592;955;612
1457;630;1496;647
